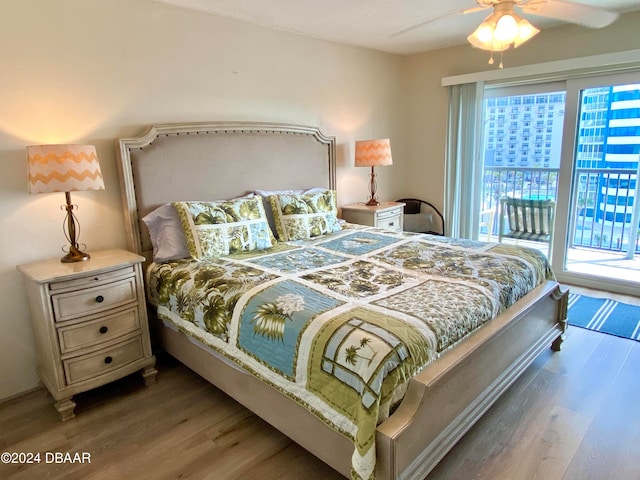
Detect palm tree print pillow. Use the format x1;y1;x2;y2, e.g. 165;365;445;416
173;196;276;259
268;190;342;241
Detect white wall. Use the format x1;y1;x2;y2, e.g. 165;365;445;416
0;0;405;399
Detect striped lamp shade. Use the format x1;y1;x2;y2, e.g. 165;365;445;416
27;144;104;194
354;138;393;167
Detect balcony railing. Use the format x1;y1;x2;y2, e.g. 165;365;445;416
481;167;640;255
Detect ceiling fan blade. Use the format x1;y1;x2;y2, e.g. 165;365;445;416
390;5;489;38
463;5;491;15
520;0;619;29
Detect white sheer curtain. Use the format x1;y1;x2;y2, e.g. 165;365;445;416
444;82;484;239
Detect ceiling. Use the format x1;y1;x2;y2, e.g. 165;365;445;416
154;0;640;55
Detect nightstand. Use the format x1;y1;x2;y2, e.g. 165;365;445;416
18;249;157;421
341;202;405;232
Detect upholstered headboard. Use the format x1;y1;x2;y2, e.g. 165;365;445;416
117;122;336;260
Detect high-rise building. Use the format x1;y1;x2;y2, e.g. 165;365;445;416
483;92;565;169
578;85;639;223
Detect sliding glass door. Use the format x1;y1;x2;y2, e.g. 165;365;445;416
479;82;566;250
478;72;640;294
554;72;640;293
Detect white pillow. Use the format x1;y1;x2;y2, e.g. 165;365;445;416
142;204;190;262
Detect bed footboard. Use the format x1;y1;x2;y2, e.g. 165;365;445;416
375;280;568;480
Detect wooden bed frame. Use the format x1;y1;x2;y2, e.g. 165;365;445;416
117;121;568;480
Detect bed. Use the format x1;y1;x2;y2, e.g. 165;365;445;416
116;121;568;480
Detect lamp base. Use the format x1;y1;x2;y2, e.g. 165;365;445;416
61;248;90;263
61;191;91;263
364;166;381;207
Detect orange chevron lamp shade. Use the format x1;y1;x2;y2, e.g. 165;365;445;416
26;144;104;262
27;144;104;194
354;138;393;167
354;138;393;206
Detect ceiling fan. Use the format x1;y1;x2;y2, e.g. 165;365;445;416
394;1;620;67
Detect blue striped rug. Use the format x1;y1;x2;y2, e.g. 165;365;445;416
568;293;640;342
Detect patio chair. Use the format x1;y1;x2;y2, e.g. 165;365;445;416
396;198;445;235
479;207;496;241
498;197;556;257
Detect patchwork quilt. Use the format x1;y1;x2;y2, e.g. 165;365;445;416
147;225;553;480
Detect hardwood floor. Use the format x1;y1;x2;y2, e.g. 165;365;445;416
2;300;639;479
428;322;640;480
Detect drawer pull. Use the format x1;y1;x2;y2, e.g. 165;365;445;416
104;356;113;364
389;222;395;227
99;326;108;334
95;295;105;303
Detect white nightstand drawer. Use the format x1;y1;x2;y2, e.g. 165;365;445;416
63;336;145;385
49;266;135;292
57;307;141;354
376;209;399;220
52;277;138;322
377;213;402;230
341;202;404;232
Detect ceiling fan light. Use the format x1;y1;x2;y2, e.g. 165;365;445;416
513;18;540;48
468;21;494;45
466;4;540;61
467;17;510;52
494;13;518;43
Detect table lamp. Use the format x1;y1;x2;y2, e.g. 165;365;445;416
354;138;393;206
27;144;105;262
